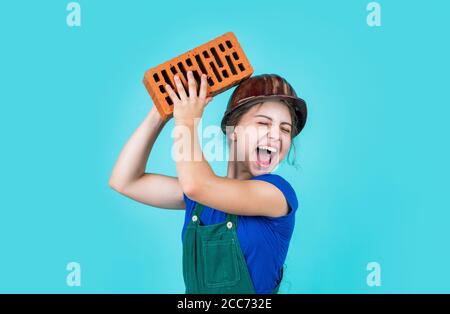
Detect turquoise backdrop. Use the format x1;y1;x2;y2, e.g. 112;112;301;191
1;0;449;293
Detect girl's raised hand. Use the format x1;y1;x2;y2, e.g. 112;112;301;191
165;71;213;125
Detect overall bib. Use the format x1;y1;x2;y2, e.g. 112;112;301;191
183;201;282;294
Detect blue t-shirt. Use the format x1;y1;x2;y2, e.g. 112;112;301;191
181;173;299;294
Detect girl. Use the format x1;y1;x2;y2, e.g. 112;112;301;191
109;71;307;294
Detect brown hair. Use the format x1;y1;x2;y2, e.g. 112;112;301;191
224;100;299;168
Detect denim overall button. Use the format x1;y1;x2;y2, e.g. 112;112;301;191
192;215;198;222
226;221;233;229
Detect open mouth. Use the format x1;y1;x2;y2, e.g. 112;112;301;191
256;145;278;168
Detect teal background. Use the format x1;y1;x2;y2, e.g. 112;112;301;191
1;0;449;293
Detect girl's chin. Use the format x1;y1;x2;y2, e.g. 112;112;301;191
250;160;277;174
245;153;283;176
255;160;272;170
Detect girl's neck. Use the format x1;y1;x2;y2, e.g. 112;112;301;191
226;160;252;180
226;145;252;180
224;143;276;180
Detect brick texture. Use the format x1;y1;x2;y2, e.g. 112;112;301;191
143;32;253;121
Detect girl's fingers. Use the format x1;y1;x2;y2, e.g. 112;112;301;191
165;83;179;104
204;96;213;108
174;75;188;102
187;71;197;98
198;73;208;100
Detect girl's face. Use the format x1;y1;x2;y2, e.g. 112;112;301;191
230;100;293;176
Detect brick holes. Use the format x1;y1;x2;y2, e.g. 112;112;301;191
161;69;172;87
210;47;223;68
225;55;237;75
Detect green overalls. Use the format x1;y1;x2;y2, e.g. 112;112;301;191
182;201;282;294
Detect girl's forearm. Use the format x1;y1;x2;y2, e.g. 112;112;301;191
175;119;215;196
109;106;166;189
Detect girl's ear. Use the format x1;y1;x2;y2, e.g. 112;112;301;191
226;127;237;142
230;129;237;142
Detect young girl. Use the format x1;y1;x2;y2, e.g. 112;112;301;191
109;71;307;294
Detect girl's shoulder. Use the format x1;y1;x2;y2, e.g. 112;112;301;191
249;173;299;215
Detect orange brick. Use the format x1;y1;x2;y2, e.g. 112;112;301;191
143;32;254;121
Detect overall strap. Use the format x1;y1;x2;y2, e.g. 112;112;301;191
192;202;205;217
226;213;238;227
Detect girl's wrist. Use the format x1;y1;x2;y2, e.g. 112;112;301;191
148;106;167;128
174;116;202;127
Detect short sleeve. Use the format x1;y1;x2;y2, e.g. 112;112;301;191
250;174;299;216
183;192;190;207
181;192;194;242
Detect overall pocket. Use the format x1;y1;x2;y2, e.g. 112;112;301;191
203;238;240;288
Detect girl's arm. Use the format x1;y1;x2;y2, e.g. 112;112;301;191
176;120;288;218
168;72;289;218
109;105;185;209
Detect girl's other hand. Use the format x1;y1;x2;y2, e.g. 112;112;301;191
149;103;167;127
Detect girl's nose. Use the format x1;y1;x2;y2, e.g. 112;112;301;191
268;125;280;141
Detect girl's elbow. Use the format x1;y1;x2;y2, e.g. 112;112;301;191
181;181;199;200
182;175;215;200
108;177;126;194
183;185;197;200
